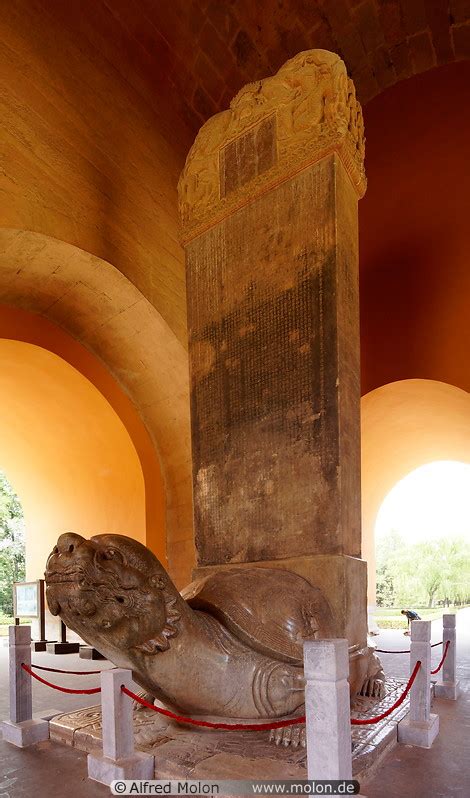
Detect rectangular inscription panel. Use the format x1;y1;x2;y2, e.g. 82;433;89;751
187;155;360;566
220;115;277;198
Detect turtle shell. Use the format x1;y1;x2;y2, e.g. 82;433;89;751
182;567;335;665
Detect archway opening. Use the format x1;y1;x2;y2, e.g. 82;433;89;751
361;379;470;632
0;339;147;627
375;461;470;629
0;231;191;584
0;471;26;628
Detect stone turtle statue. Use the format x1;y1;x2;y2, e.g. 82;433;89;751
45;533;384;747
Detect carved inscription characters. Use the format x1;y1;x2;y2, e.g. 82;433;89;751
185;156;349;565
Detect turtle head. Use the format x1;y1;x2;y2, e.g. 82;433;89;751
45;533;181;655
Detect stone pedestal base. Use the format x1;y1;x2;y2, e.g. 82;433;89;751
79;646;106;660
435;681;460;700
1;718;49;747
87;752;154;785
50;676;409;784
46;642;80;654
397;713;439;748
31;640;57;652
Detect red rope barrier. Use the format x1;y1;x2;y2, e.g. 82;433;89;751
350;660;421;725
123;663;421;731
21;663;101;695
20;655;429;730
376;641;442;654
29;663;102;675
121;686;305;730
430;640;450;675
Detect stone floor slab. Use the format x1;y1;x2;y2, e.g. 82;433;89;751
49;676;410;780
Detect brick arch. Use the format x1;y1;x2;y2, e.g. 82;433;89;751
132;0;470;128
0;228;193;587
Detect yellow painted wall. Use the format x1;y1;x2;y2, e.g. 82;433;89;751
0;339;146;580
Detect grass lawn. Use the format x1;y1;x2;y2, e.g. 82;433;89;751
375;606;464;629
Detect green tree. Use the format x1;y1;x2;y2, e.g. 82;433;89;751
376;562;395;606
375;530;407;606
0;472;25;616
376;533;470;609
434;538;470;606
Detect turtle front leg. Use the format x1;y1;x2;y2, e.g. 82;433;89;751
270;723;306;748
359;673;385;699
359;651;386;699
264;665;306;747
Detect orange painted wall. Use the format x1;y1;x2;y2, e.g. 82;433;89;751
360;61;470;396
0;306;166;564
0;339;146;581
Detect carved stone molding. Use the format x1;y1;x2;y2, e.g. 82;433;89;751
178;49;366;243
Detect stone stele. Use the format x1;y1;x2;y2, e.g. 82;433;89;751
178;49;368;667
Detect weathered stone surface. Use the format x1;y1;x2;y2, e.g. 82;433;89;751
186;155;361;567
45;533;382;721
194;553;368;645
8;625;33;724
180;51;366;666
179;50;366;239
304;639;352;780
87;668;155;785
1;718;49;748
49;676;409;779
435;613;460;700
397;620;439;749
220;115;277;198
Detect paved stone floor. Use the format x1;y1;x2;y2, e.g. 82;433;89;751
362;607;470;798
0;609;468;797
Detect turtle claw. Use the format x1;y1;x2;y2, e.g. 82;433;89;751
133;690;156;712
375;679;386;699
269;724;306;748
290;724;303;748
360;676;385;700
269;727;283;746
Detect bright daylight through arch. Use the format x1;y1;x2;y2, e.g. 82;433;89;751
376;461;470;544
375;461;470;613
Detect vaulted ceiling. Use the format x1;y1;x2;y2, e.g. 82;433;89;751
104;0;470;132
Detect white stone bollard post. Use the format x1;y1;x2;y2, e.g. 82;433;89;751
304;638;365;796
435;613;459;700
398;620;439;748
1;625;49;746
88;668;154;784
